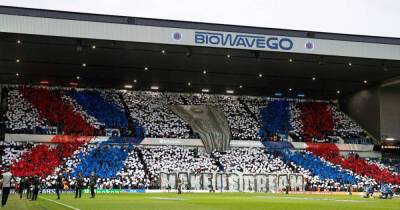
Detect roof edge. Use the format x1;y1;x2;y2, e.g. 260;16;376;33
0;5;399;45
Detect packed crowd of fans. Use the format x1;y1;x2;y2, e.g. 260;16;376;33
299;102;334;142
329;105;368;140
5;89;47;133
2;86;398;194
11;140;84;178
72;142;130;178
141;146;219;183
182;94;260;140
288;101;367;143
337;154;400;185
42;142;91;189
100;90;125;111
282;151;356;188
1;140;399;192
371;159;400;176
213;148;292;174
122;91;192;139
5;87;132;136
259;100;292;140
118;148;150;189
121;92;261;140
4;86;370;143
40;142;148;189
241;96;268;121
306;143;400;185
19;87;96;135
67;90;128;130
285;144;382;191
61;94;102;129
215;96;260;140
61;143;92;179
289;101;303;141
0;141;33;173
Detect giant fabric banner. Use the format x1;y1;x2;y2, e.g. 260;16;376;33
160;172;304;193
170;105;231;153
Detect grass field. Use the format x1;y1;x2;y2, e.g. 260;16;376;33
3;192;400;210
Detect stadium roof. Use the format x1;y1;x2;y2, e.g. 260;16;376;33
0;6;400;99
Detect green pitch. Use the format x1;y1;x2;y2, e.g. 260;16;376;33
4;193;400;210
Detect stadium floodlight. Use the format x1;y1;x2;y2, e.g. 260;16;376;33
289;88;293;91
297;93;305;97
124;85;133;89
161;49;166;54
312;77;316;81
289;58;293;63
201;89;210;93
187;82;191;86
258;73;263;78
336;90;341;94
274;92;283;97
133;79;137;83
76;76;80;80
226;90;234;94
150;86;159;90
17;40;21;44
385;137;395;141
16;73;19;77
92;45;96;49
16;58;20;63
82;63;87;68
226;54;231;58
40;80;49;85
202;70;207;74
239;85;243;89
363;80;368;84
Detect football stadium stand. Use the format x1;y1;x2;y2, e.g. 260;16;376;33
1;86;399;193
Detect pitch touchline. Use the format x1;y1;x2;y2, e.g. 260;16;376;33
39;196;81;210
148;197;189;201
255;196;367;202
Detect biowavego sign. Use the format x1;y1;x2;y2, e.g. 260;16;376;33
194;31;294;51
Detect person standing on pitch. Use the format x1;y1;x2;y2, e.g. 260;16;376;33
25;176;32;199
89;173;97;198
18;177;25;199
31;175;40;201
1;167;14;207
56;173;63;200
75;173;83;199
347;184;352;196
177;179;182;194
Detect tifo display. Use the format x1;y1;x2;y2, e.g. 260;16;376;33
0;86;398;197
5;87;370;143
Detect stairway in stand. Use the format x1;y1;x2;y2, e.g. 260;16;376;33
135;147;154;186
239;99;261;127
118;92;141;137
